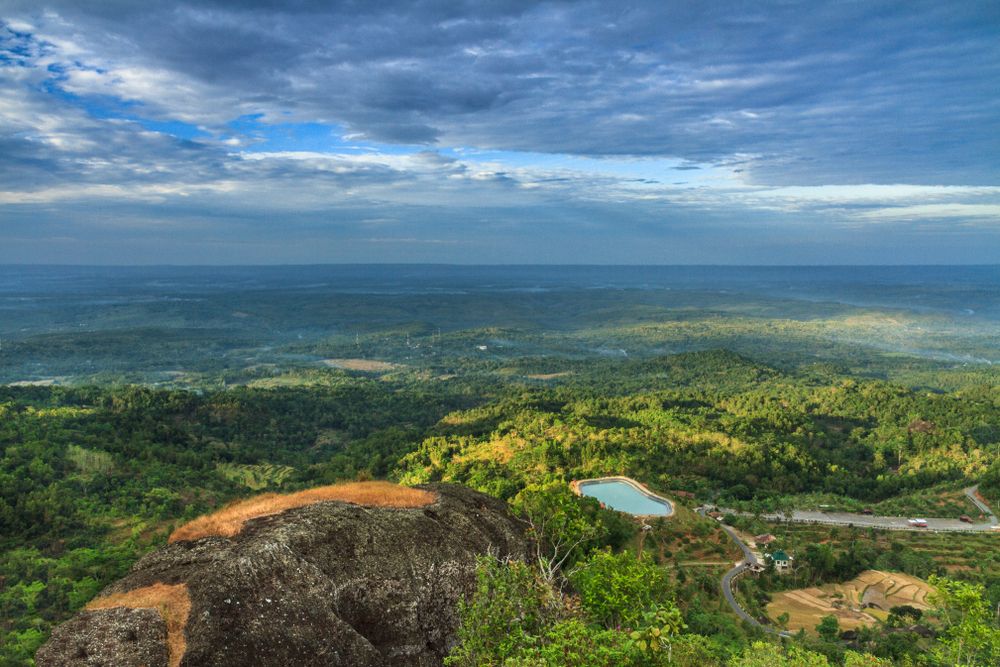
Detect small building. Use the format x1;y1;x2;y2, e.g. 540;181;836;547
767;549;794;572
747;563;766;574
754;533;776;546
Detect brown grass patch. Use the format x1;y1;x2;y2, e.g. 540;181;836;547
87;583;190;667
322;358;401;372
525;372;573;380
169;481;436;543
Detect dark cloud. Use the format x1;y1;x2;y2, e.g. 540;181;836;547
1;1;994;183
0;2;998;263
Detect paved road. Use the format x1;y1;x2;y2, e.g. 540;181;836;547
719;486;999;533
965;485;998;524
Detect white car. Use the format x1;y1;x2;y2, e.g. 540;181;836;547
907;518;928;527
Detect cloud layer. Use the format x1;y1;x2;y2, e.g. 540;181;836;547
1;1;998;264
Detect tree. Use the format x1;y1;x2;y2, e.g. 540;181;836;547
445;556;554;667
730;641;830;666
569;549;672;629
505;619;645;667
629;602;687;664
816;614;840;642
512;482;601;584
928;575;1000;667
842;652;892;667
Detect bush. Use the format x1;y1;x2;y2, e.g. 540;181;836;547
569;549;672;629
445;557;555;666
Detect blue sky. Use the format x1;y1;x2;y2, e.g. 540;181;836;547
1;1;998;264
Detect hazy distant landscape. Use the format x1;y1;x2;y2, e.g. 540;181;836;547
3;265;998;389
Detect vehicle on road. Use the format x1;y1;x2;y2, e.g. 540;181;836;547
907;518;928;528
959;515;973;523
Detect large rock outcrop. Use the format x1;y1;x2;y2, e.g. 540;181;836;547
38;483;529;667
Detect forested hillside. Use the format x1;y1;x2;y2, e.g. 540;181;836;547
3;351;999;665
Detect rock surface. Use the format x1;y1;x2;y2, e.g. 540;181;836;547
37;484;529;667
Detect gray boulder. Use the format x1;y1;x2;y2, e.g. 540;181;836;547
37;483;528;667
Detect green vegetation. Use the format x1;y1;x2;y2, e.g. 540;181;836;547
3;272;1000;665
0;377;479;665
446;551;1000;665
398;357;999;510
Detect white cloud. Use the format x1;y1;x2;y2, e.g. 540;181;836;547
855;204;1000;221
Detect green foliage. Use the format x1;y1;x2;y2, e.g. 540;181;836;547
400;374;999;511
928;575;1000;667
3;327;1000;666
629;602;686;662
512;482;602;581
216;462;295;490
444;557;556;667
816;615;840;643
0;381;472;666
729;641;832;666
448;557;717;667
504;619;647;667
569;549;672;629
842;653;893;667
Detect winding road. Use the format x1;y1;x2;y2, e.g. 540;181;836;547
965;485;998;524
699;486;997;634
698;507;791;635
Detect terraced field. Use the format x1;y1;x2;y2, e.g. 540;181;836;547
767;570;934;633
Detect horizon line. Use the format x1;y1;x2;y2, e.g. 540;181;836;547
2;262;999;269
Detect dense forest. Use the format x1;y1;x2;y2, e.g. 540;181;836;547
2;348;999;665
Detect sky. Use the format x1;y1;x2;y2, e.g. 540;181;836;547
0;1;998;265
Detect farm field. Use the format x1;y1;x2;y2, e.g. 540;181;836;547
766;570;934;633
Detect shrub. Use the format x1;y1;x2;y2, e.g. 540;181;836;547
569;549;672;629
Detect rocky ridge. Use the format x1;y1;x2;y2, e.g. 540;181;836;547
37;483;529;667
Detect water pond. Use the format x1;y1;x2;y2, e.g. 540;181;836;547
577;478;673;516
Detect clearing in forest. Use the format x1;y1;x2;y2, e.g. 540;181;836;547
766;570;935;633
525;371;574;380
322;358;403;372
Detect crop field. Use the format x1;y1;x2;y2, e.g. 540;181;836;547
766;570;935;633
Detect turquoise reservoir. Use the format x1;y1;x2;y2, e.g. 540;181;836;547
578;479;673;516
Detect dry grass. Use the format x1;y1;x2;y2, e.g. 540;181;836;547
87;583;190;667
525;372;574;380
767;570;934;634
322;358;402;372
169;481;436;543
